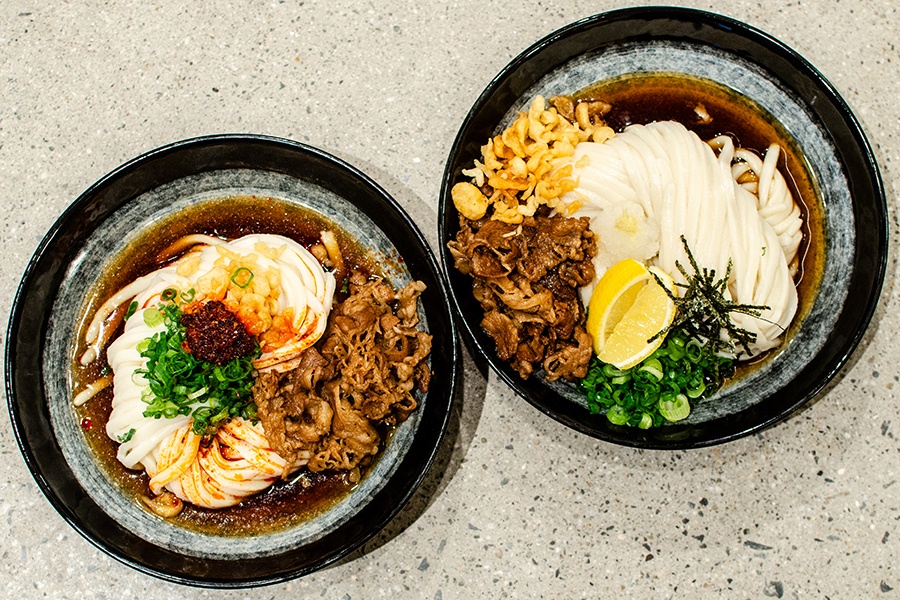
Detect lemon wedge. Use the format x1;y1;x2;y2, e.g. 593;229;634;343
586;259;676;370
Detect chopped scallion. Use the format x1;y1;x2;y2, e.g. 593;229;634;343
580;327;733;429
143;307;163;327
686;339;704;363
606;405;630;425
124;301;138;321
659;393;691;422
134;301;259;436
637;358;664;382
230;267;254;289
686;381;707;399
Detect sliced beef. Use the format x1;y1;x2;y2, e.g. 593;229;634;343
252;276;432;471
448;210;596;381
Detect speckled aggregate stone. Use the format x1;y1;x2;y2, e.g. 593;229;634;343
1;1;898;598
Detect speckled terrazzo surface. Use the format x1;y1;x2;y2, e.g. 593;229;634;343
1;1;898;598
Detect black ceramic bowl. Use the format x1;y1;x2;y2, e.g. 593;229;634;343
438;7;886;448
6;134;459;586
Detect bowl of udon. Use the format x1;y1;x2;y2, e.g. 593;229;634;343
438;7;886;448
6;134;459;586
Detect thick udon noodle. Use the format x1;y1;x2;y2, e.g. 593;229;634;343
81;233;335;508
566;120;803;356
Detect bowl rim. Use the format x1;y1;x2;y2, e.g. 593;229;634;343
6;133;460;586
437;6;888;449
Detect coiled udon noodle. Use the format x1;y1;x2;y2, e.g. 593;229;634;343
80;233;335;508
568;120;803;357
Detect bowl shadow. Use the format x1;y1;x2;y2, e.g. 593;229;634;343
311;152;490;566
328;343;487;566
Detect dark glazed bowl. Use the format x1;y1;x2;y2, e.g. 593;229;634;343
6;134;459;586
438;7;886;448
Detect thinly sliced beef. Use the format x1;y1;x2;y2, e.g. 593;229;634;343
252;275;431;471
448;209;596;381
481;310;518;361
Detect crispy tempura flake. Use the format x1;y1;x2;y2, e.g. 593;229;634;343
452;95;615;224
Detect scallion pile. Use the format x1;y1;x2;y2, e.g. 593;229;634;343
581;328;733;427
135;297;259;437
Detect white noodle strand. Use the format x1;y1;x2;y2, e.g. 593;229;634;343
568;121;803;357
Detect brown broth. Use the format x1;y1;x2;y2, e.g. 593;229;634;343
575;72;825;374
72;195;381;536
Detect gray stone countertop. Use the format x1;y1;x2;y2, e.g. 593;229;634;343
1;1;898;598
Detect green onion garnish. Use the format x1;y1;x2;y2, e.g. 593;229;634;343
606;404;630;425
659;393;691;422
116;428;136;443
230;267;254;289
686;381;707;399
580;328;734;429
124;301;138;321
686;339;704;363
161;288;177;302
134;302;259;436
637;358;664;382
143;307;163;327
